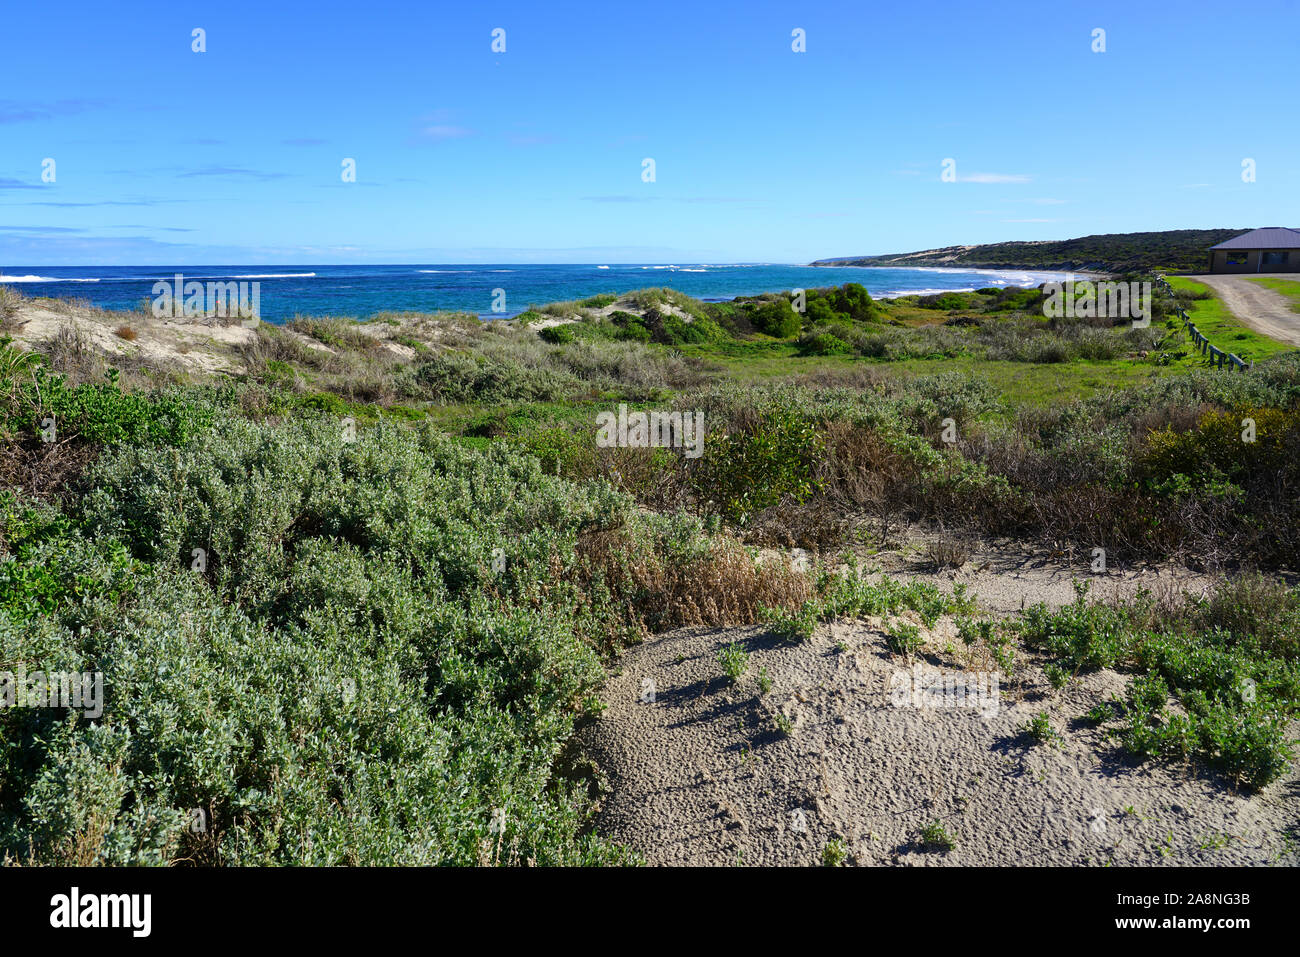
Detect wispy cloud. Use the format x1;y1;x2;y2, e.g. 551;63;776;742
0;234;197;262
9;198;181;207
177;166;289;180
413;124;473;142
583;195;654;203
506;132;556;147
0;178;42;190
409;110;473;144
581;195;755;205
109;225;196;232
0;98;108;124
0;225;86;233
959;172;1031;184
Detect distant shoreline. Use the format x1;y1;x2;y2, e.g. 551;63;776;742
0;263;1083;321
811;264;1113;299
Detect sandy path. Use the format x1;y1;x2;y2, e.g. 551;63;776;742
1184;273;1300;347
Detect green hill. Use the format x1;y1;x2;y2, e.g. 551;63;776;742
812;229;1247;274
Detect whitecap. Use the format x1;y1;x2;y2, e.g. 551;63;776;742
228;273;316;279
0;274;99;282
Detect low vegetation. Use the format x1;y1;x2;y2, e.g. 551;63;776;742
0;271;1296;864
1019;579;1300;790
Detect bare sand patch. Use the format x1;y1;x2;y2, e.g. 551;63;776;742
583;616;1299;866
859;536;1216;616
8;301;256;375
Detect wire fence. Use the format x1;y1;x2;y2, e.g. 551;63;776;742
1153;276;1251;371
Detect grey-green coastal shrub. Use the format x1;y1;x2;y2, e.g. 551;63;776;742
411;351;578;403
1;569;618;864
78;415;626;611
2;412;646;865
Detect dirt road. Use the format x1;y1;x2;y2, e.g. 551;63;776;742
1184;273;1300;347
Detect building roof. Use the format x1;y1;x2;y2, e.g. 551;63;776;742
1210;227;1300;250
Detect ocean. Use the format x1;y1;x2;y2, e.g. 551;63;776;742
0;263;1077;322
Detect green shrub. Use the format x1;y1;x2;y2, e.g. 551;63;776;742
918;820;956;851
412;351;578;404
762;602;817;643
798;331;851;356
4;368;211;447
0;396;826;864
886;621;923;655
918;292;972;311
1018;711;1062;747
0;495;137;626
748;299;801;338
827;283;875;322
0;413;649;863
691;401;823;523
822;837;849;866
717;642;749;682
607;311;651;342
539;324;576;345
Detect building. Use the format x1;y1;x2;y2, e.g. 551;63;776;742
1207;227;1300;273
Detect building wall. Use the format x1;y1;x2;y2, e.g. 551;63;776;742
1209;249;1298;273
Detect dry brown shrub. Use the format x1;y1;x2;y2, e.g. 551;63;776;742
0;285;23;330
575;528;813;638
1126;402;1215;441
0;436;99;505
815;420;911;509
42;323;104;383
597;445;691;510
925;531;972;569
746;497;853;549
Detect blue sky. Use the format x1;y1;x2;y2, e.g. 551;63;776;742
2;0;1297;265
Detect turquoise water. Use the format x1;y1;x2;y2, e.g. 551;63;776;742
0;263;1076;322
